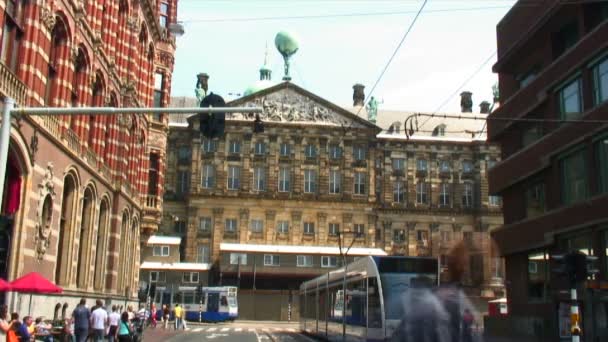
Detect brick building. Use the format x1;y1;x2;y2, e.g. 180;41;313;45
488;1;608;341
159;68;504;319
0;0;178;316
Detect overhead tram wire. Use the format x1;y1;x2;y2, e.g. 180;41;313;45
355;0;429;119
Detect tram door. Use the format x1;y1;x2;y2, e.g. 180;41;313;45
161;292;171;306
208;293;219;313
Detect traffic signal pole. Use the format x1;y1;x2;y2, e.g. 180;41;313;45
570;288;581;342
0;96;261;211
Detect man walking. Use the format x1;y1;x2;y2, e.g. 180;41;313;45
173;304;183;330
90;300;108;342
72;299;90;342
108;305;120;342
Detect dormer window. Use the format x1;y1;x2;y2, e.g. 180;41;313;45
388;121;401;134
432;124;446;137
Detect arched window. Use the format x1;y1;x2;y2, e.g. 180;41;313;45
117;211;130;289
77;186;95;289
45;18;69;105
0;0;26;72
432;124;447;137
93;199;110;290
56;174;78;285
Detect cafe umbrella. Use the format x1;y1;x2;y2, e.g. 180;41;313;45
10;272;63;315
0;278;11;291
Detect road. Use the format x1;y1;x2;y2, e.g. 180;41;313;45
142;321;319;342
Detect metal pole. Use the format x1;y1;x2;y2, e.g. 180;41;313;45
571;288;581;342
0;98;15;212
336;231;346;341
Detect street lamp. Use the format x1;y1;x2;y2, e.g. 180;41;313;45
336;229;361;341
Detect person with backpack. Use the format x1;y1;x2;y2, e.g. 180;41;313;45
117;312;132;342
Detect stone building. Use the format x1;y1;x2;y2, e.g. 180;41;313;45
161;76;504;319
0;0;178;316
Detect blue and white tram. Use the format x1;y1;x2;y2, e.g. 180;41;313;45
153;286;238;322
300;256;439;341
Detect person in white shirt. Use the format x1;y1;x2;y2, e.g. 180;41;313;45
90;300;108;342
108;305;121;342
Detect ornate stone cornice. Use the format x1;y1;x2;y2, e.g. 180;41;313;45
317;212;327;222
291;211;302;222
40;4;56;32
212;208;224;216
406;221;417;230
265;210;276;221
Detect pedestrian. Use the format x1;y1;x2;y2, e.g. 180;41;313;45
34;317;54;342
6;321;19;342
116;313;132;342
90;300;108;342
71;299;90;342
462;309;474;342
162;305;169;330
173;304;182;331
149;303;156;329
108;306;120;342
126;306;134;323
17;316;31;342
0;305;10;342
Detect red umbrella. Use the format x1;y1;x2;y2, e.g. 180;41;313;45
0;278;10;291
10;272;62;315
10;272;62;293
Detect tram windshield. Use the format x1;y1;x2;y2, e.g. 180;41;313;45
376;257;438;320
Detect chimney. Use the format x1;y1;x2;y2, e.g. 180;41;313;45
197;73;209;93
353;84;365;107
460;91;473;113
479;101;491;114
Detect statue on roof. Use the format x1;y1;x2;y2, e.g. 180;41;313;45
366;96;379;124
195;73;209;106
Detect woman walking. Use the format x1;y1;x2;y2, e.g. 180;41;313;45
117;313;132;342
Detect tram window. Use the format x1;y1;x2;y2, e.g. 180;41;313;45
368;278;382;328
196;293;205;305
221;296;228;306
346;279;367;327
183;292;195;304
227;297;237;307
318;288;327;322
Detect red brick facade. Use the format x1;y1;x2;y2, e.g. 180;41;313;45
0;0;177;313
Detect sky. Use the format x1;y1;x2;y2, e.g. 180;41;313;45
171;0;517;113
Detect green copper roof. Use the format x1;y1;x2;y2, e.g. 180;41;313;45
244;79;275;97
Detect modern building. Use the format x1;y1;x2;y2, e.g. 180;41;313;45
488;1;608;341
160;51;504;319
0;0;179;316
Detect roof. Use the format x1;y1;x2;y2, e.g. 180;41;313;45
349;106;488;141
140;262;211;271
147;236;181;245
220;243;387;256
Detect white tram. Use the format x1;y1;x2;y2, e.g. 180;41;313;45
153;286;238;322
300;256;439;341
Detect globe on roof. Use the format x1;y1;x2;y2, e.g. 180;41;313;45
274;31;299;57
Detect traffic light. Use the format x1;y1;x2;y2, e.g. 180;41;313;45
253;114;264;133
199;92;226;138
552;251;599;285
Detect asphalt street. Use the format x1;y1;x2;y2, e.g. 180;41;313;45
142;322;319;342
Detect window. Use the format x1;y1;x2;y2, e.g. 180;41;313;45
439;160;451;173
230;253;247;265
439;183;451;207
250;219;263;233
354;172;366;195
201;139;217;153
305;144;317;158
328;223;339;236
597;136;608;193
528;251;549;301
153;245;169;257
522;125;543;147
227;166;240;190
278;167;290;192
254;141;266;155
462;182;474;208
526;181;546;218
552;21;578;58
199;217;212;232
297;255;313;267
277;221;289;234
304;170;317;193
280;143;291;156
489;195;502;207
174;220;186;235
463;231;473;243
321;256;338;268
264;254;280;266
593;57;608;105
417;230;429;244
229;140;241;154
253;167;266;191
560;149;588;205
559;78;582;119
329;145;342;159
149;271;166;283
197;246;210;263
303;222;315;235
393;229;406;243
393;181;405;203
176;171;190;194
353;146;366;161
462;160;473;173
417;159;427;172
329;170;341;194
354;224;365;237
225;218;237;233
0;0;25;72
432;124;446;137
177;146;191;165
440;231;452;243
518;69;537;88
392;158;405;171
159;1;169;28
182;272;199;283
416;182;428;204
201;164;215;189
153;72;164;109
